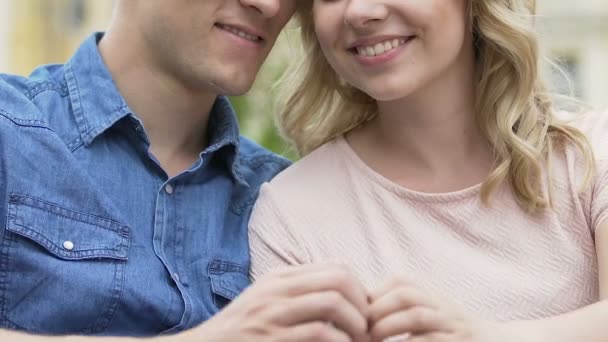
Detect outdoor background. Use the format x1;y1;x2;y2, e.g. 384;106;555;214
0;0;607;158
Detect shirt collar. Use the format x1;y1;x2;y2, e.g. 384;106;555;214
64;32;131;146
64;33;246;185
202;96;248;186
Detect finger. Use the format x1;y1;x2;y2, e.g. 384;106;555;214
406;332;452;342
278;321;351;342
270;266;369;316
369;286;439;323
370;307;455;342
264;262;346;279
369;276;416;302
263;290;368;341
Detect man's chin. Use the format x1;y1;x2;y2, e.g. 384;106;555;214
210;79;255;97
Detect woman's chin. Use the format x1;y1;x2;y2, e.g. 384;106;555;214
364;89;412;103
353;82;418;102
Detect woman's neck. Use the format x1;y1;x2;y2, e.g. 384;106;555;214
347;57;494;193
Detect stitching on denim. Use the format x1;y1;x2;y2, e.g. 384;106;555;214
229;155;290;215
3;316;21;329
1;230;126;334
86;260;126;333
8;202;127;258
0;109;49;129
9;194;129;234
25;82;69;99
218;278;240;299
81;106;130;144
208;260;248;275
65;63;89;143
7;223;127;259
0;228;15;328
67;135;85;152
245;154;291;171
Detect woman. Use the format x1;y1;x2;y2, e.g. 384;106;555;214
249;0;608;341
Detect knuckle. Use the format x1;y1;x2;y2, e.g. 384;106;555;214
330;268;352;285
306;322;333;340
247;297;282;317
246;301;269;317
354;315;369;335
321;291;345;310
410;308;433;326
395;288;413;306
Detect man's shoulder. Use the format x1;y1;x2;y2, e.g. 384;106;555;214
0;75;49;128
0;64;69;126
237;136;292;184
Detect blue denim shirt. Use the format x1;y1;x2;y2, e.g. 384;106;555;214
0;33;289;336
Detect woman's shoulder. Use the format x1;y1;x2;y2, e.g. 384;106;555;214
260;137;357;207
270;138;349;185
565;108;608;160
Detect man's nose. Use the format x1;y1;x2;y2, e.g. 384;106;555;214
239;0;281;18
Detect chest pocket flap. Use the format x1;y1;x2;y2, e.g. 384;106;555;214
6;194;129;260
208;259;250;309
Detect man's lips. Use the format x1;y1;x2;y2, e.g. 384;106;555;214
215;23;265;43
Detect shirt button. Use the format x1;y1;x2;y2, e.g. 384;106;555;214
63;240;75;251
172;273;180;283
165;184;174;194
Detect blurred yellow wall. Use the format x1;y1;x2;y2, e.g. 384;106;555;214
2;0;113;75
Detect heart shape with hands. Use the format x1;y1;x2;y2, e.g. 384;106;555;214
199;264;519;342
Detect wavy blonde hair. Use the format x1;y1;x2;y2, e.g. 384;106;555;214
277;0;594;213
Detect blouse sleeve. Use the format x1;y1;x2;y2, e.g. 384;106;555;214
592;159;608;232
248;183;312;281
589;110;608;232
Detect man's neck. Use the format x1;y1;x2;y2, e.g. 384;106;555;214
99;28;217;177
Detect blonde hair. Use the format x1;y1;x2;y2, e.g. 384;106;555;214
277;0;594;213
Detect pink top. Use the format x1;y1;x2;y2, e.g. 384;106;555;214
249;110;608;321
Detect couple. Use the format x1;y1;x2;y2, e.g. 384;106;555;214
1;1;607;342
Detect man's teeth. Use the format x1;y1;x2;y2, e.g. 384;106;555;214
219;25;260;42
356;38;408;57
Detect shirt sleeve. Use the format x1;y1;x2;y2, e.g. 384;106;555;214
592;159;608;232
248;183;312;281
590;110;608;233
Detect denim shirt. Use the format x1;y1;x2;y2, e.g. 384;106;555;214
0;33;290;336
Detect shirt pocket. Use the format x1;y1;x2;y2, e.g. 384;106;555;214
0;194;130;334
207;259;251;311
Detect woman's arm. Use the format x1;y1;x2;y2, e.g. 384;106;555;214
248;184;313;280
505;220;608;342
366;221;608;342
598;221;608;300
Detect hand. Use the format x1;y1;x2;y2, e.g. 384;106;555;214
187;264;370;342
368;277;506;342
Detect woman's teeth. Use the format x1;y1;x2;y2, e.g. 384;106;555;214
355;38;409;57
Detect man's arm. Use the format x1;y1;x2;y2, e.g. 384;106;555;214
0;330;167;342
0;264;369;342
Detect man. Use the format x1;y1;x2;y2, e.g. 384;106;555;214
0;1;369;341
